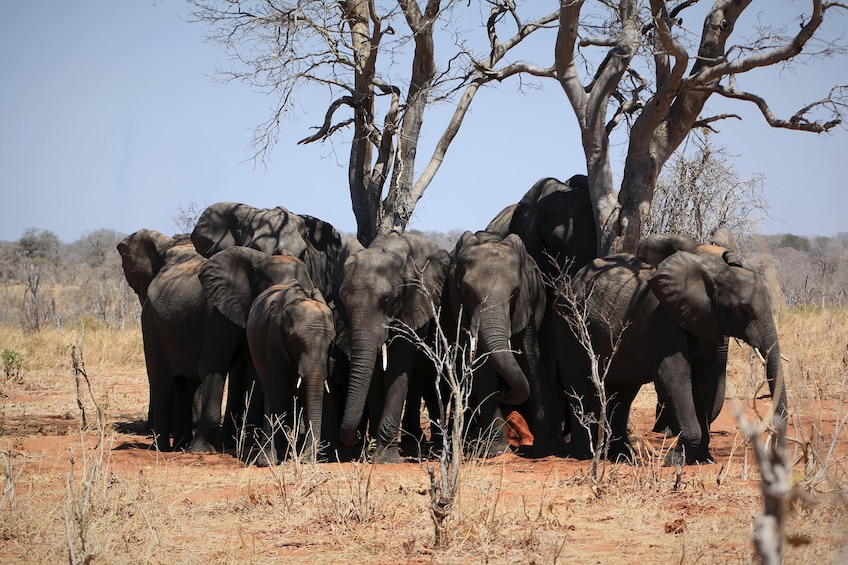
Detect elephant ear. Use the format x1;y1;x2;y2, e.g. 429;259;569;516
451;231;478;259
500;234;546;329
331;237;365;303
708;227;739;254
116;229;176;302
199;247;270;327
648;251;723;343
310;288;327;305
401;236;450;331
298;214;343;296
637;234;701;266
485;204;516;236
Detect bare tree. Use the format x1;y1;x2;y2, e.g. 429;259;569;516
644;129;769;245
541;0;847;254
188;1;558;244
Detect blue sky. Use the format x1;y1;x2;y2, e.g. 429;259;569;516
1;1;846;243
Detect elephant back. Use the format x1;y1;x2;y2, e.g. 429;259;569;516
117;229;191;303
508;175;597;279
146;255;208;321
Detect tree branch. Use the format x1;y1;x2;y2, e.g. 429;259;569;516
297;96;357;144
698;84;845;132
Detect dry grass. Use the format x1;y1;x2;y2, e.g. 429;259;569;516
0;308;846;563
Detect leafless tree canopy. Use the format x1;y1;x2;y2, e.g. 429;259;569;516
644;129;769;245
187;1;559;244
188;1;847;251
550;0;847;254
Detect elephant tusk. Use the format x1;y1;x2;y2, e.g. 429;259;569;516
508;339;512;351
325;380;330;394
381;343;388;371
469;335;477;358
753;348;766;366
296;376;303;389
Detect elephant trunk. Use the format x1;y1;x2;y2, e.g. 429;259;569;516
748;320;788;429
339;325;387;446
300;357;327;460
477;307;530;405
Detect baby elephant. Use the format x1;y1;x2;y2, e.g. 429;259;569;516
247;282;335;466
199;247;335;465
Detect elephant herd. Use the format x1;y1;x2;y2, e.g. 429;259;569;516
117;176;788;467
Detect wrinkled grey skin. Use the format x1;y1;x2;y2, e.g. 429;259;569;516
487;175;598;455
555;234;787;464
187;203;342;455
117;229;245;451
443;231;548;457
190;202;342;296
498;175;597;279
195;247;320;459
335;233;450;463
245;282;334;465
646;229;739;436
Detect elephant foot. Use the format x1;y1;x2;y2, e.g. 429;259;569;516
373;444;403;464
172;435;192;452
465;435;510;460
251;448;278;467
663;446;687;468
216;425;239;451
188;434;218;454
606;441;636;464
691;447;715;465
515;437;568;459
399;436;429;461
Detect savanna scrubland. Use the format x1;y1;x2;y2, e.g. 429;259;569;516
0;229;846;563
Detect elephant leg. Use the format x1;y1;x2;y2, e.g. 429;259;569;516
606;384;640;462
651;383;680;436
690;355;724;464
467;365;509;458
189;369;226;454
554;321;595;460
657;352;701;466
150;382;173;451
421;368;445;451
218;348;251;451
514;325;567;458
255;364;296;467
373;344;411;464
191;314;244;454
708;338;729;424
143;335;173;451
400;368;425;456
172;376;198;451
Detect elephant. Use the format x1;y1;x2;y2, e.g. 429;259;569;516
335;232;450;463
554;234;788;464
644;229;740;436
187;202;342;454
496;175;597;280
117;229;248;451
198;245;333;464
486;175;599;453
190;202;342;296
194;246;328;460
443;231;553;457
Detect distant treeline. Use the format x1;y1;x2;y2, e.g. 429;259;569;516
0;227;845;330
